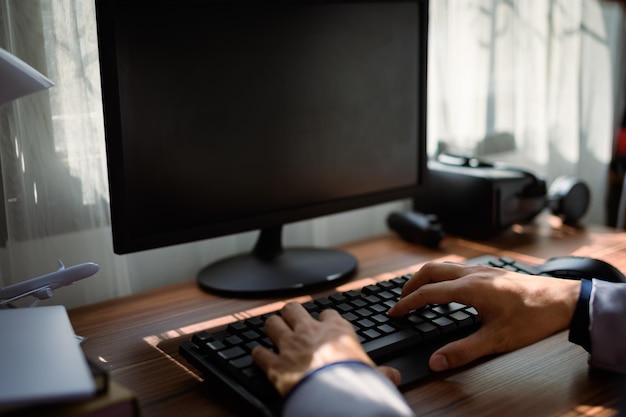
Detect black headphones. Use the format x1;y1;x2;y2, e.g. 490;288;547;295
547;175;591;224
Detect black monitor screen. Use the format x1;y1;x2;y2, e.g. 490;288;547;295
96;0;428;296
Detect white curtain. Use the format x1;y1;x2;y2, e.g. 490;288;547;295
428;0;626;224
0;0;623;308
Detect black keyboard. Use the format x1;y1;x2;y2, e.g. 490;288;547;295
178;255;538;417
464;254;543;273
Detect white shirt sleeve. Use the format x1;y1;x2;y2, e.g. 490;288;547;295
282;361;415;417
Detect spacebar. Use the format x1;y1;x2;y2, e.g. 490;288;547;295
362;329;424;359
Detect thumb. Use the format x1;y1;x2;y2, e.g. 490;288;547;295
429;332;492;372
376;365;402;386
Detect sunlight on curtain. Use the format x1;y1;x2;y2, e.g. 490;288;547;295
427;0;625;224
0;0;131;307
43;1;108;208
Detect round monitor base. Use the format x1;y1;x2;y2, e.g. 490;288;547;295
196;247;357;297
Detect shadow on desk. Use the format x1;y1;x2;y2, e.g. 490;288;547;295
402;334;625;417
157;335;269;417
149;329;625;417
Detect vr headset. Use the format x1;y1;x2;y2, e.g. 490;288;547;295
410;153;590;240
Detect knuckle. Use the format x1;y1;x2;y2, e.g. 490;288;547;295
418;261;440;274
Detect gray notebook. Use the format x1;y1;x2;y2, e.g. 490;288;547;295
0;305;96;407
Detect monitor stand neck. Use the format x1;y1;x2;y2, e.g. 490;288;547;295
252;226;283;261
196;225;357;298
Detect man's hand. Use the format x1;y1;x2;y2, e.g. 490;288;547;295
389;262;581;371
252;302;400;396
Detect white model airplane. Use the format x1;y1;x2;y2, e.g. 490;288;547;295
0;260;100;306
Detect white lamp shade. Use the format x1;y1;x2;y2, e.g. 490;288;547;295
0;47;54;108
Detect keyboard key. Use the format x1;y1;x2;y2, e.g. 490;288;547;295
418;309;438;320
342;312;359;322
351;298;368;308
245;317;264;328
230;355;254;370
203;340;226;352
406;315;424;325
336;303;353;313
370;303;388;313
225;335;244;346
362;285;381;295
415;322;439;339
357;318;376;329
344;290;360;299
218;346;246;361
378;324;395;334
191;331;213;346
378;291;395;300
315;298;333;309
371;313;389;324
362;328;423;357
242;330;262;341
449;311;473;326
302;302;318;313
432;316;456;333
378;280;395;290
363;329;382;340
329;293;347;303
432;303;465;314
228;322;248;333
363;294;381;303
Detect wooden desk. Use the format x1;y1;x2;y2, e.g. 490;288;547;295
68;216;626;417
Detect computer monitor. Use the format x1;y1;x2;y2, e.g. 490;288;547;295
95;0;428;297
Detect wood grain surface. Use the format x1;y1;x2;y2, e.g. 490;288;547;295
69;215;626;417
